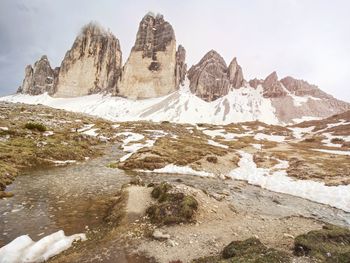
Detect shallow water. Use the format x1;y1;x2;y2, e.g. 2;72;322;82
0;145;128;241
1;144;350;262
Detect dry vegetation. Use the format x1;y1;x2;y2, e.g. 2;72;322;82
0;102;117;197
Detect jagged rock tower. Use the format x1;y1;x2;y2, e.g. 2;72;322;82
54;22;122;97
188;50;244;101
118;13;186;99
17;55;57;95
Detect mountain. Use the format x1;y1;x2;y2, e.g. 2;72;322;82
54;22;122;97
17;55;58;95
118;13;186;99
12;13;350;124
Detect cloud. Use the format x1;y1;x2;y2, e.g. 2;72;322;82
0;0;349;102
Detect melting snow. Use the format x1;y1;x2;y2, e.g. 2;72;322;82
142;164;215;177
229;151;350;212
312;149;350;156
207;139;229;149
288;126;315;140
0;85;279;125
254;133;285;142
203;129;236;140
0;230;86;263
251;144;262;150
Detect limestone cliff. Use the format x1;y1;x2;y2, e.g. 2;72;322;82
228;57;244;89
54;22;122;97
118;13;184;99
17;55;56;95
188;51;245;102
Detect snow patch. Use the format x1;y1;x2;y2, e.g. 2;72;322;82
148;164;215;177
288;126;315;140
254;133;285;142
312;149;350;156
0;230;86;263
229;151;350;212
203;129;236;140
207;139;229;149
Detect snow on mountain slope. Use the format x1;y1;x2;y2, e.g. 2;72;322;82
0;86;279;125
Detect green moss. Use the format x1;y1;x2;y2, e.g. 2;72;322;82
294;224;350;262
24;122;47;132
192;238;291;263
146;183;198;225
151;182;172;200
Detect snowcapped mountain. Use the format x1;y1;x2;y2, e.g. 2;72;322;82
8;13;350;125
2;82;348;125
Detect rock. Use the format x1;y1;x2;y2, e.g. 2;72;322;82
248;78;263;89
281;76;331;99
176;45;187;87
54;22;122;97
262;71;287;98
152;229;170;240
118;13;184;99
188;50;230;102
228;57;244;88
18;55;56;95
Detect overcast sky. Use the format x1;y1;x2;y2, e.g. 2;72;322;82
0;0;349;101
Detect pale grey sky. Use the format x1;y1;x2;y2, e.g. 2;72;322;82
0;0;349;102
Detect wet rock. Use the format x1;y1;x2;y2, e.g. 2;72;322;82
18;55;56;95
55;22;122;97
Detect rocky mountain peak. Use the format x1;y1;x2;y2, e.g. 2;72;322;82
262;71;287;98
54;22;122;97
118;13;182;99
17;55;56;95
175;45;187;87
280;76;331;99
228;57;244;89
188;50;230;102
133;13;175;59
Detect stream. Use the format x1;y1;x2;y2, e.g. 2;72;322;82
0;144;350;262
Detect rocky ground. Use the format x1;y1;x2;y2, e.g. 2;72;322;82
1;102;349;262
0;101;119;197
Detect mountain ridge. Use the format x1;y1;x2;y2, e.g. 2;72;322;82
13;13;350;124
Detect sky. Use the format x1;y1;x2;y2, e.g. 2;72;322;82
0;0;349;102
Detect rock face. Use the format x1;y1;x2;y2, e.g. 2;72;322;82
188;50;229;102
54;22;122;97
175;45;187;87
188;50;245;102
118;13;184;99
262;72;287;98
228;58;244;88
17;55;56;95
280;76;331;99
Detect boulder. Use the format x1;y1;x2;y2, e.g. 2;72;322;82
18;55;56;95
54;22;122;97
